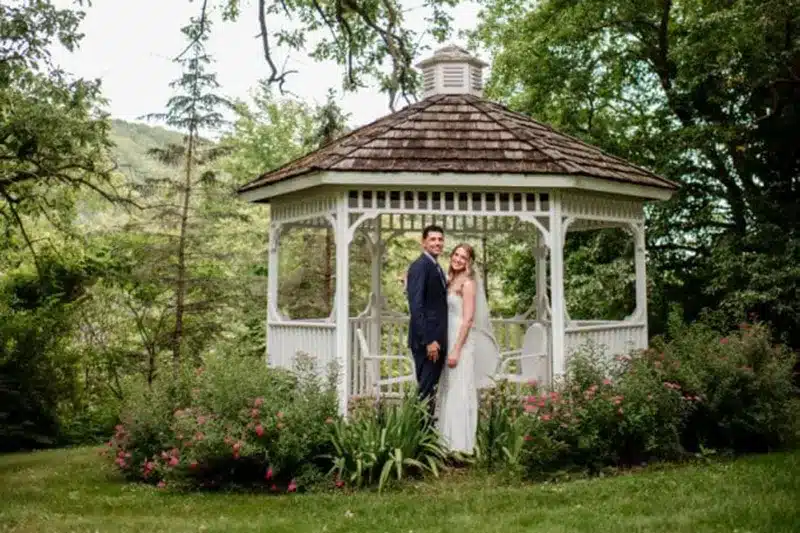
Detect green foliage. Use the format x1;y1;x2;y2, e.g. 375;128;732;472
326;394;448;492
0;253;94;450
472;0;800;345
478;318;798;479
220;0;461;108
107;353;338;491
1;0;120;267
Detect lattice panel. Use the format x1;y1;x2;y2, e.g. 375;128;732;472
348;213;547;236
348;189;550;216
271;192;338;223
561;192;644;221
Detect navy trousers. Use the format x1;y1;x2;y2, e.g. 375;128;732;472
412;345;444;419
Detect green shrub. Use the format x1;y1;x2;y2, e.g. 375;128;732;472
480;319;797;479
326;393;448;492
107;353;338;491
649;319;798;453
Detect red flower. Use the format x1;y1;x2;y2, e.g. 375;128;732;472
265;467;273;480
335;480;345;488
270;484;278;492
524;435;533;442
255;424;264;437
190;461;198;470
288;479;297;492
720;337;729;345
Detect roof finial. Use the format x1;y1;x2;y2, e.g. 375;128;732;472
415;44;488;98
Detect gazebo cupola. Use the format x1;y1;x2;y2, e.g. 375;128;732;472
237;44;678;416
416;44;488;97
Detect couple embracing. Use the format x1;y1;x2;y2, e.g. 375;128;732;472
405;225;500;455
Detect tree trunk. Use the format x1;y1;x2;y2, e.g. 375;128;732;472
172;132;195;375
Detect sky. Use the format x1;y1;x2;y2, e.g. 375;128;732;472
50;0;484;130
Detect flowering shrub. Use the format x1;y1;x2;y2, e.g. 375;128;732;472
478;319;798;479
648;319;798;453
327;393;448;492
107;353;339;491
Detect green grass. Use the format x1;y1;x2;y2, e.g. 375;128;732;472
1;447;799;533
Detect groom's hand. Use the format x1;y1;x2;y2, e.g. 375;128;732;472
426;341;440;361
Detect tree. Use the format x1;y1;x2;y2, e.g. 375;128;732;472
473;0;800;342
0;1;124;274
144;14;232;372
211;0;461;109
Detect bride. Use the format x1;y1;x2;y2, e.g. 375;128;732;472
436;243;500;455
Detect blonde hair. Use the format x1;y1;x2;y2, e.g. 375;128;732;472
448;243;476;282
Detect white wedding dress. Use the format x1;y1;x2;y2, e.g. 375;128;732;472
436;292;479;454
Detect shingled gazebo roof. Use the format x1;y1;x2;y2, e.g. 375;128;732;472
238;93;677;195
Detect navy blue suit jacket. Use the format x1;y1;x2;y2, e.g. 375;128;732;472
406;254;448;352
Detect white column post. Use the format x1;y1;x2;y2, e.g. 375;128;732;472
548;192;566;380
266;222;281;366
369;216;382;356
333;193;351;416
633;222;648;338
534;231;549;322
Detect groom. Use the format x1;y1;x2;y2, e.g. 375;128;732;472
405;225;448;420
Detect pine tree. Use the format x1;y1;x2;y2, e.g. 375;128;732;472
143;15;231;373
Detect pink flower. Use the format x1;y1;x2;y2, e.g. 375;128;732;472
251;408;260;419
287;479;297;492
194;432;205;441
524;404;537;413
527;378;538;387
525;395;537;404
168;456;179;467
612;395;624;406
157;481;166;489
602;378;612;386
254;397;264;407
720;337;729;345
541;414;551;421
335;479;345;488
255;424;264;437
232;442;241;452
270;484;278;492
197;415;206;425
265;467;273;480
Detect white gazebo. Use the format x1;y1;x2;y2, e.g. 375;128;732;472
237;45;678;415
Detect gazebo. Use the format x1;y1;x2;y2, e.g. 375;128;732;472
237;45;678;415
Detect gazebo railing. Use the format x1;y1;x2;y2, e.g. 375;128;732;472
267;316;647;399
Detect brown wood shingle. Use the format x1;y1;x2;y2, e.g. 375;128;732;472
238;94;677;193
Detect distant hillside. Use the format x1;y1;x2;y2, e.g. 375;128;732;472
109;119;185;181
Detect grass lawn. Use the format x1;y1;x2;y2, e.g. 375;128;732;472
1;447;799;533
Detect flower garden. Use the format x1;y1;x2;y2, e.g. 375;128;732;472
103;319;799;494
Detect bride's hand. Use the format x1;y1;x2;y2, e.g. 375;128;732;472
447;350;460;368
